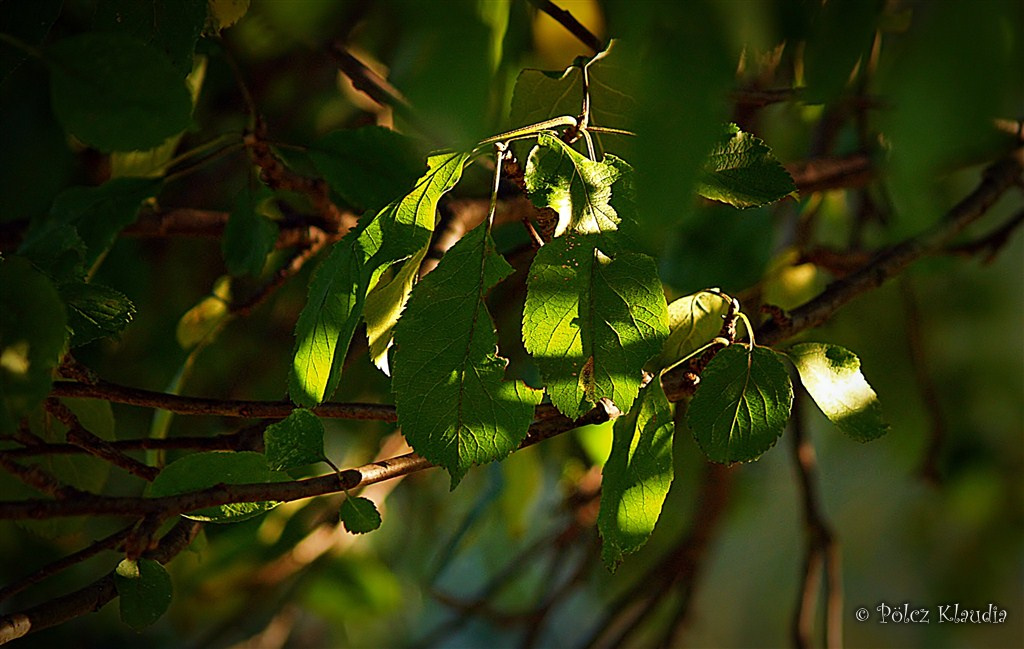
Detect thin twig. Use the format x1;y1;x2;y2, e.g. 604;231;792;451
0;519;200;645
45;399;159;482
0;526;134;603
790;390;843;649
525;0;605;53
757;151;1023;346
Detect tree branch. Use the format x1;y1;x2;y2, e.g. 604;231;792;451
758;150;1023;346
0;520;200;645
525;0;605;53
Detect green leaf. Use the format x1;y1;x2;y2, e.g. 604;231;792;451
598;380;674;571
392;223;542;488
263;408;325;471
787;343;888;442
110;56;208;179
289;151;470;407
340;496;381;534
222;188;279;277
19;177;160;278
656;291;731;369
205;0;250;33
523;235;669;420
687;345;794;463
176;276;231;350
92;0;208;76
114;558;173;630
308;126;426;213
802;0;881;104
525;132;635;240
510;40;635;157
59;282;136;347
0;257;66;434
363;242;429;375
46;33;193;151
147;451;288;523
697;124;797;209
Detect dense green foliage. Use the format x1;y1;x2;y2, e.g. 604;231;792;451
1;1;1021;647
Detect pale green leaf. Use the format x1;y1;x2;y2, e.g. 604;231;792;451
309;126;425;212
263;408;325;471
599;379;674;571
147;451;287;523
59;282;136;347
657;291;731;369
289;151;469;407
392;223;542;488
363;242;429;375
0;257;66;435
787;343;888;442
697;124;797;209
523;235;668;420
176;277;231;350
222;188;279;277
115;558;173;629
525;132;635;239
340;496;381;534
687;345;793;463
47;33;193;151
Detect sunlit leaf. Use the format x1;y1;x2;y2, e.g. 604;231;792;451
289;151;469;407
176;276;231;350
115;558;173;629
523;235;668;420
687;345;793;463
598;379;674;571
392;223;542;487
363;242;428;375
788;342;888;442
657;291;731;369
340;496;381;534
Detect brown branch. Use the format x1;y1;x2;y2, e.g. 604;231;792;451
45;399;159;482
525;0;605;53
945;208;1024;263
49;379;398;421
758;150;1023;346
0;401;616;521
790;390;843;649
0;454;82;499
0;519;200;645
0;424;266;459
787;154;873;194
0;526;133;603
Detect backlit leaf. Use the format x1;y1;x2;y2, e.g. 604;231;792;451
523;235;668;420
657;291;731;369
176;276;231;350
289;151;469;407
115;558;173;629
598;379;674;571
147;451;288;523
263;408;325;471
788;342;888;442
697;124;797;209
340;496;381;534
363;242;429;375
47;33;193;151
687;345;793;463
392;223;542;488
